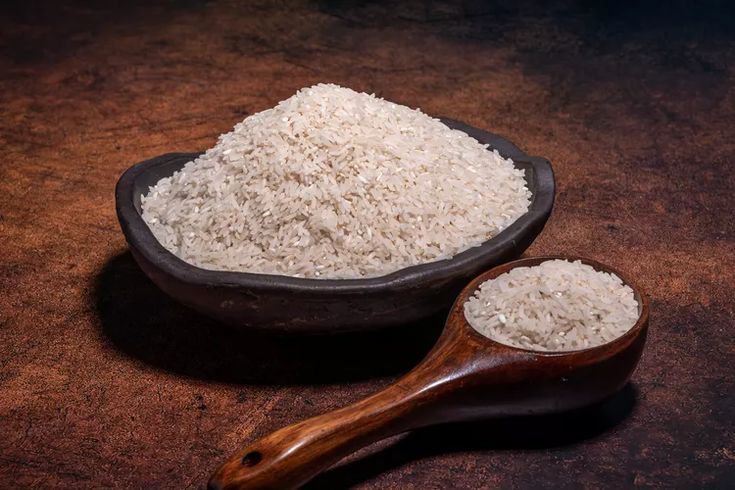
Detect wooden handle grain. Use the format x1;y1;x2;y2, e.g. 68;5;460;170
207;329;478;490
206;314;533;490
208;382;432;489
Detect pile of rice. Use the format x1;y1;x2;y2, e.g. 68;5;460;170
141;83;530;279
463;260;639;351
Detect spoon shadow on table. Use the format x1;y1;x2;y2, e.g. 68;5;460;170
93;252;444;385
303;384;638;489
96;252;639;488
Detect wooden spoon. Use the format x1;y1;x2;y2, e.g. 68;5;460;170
208;256;649;490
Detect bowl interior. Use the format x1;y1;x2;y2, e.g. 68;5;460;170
115;119;555;332
120;119;554;291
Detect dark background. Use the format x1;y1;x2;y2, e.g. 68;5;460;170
1;1;733;488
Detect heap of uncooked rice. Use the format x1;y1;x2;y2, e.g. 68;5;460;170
464;260;639;351
141;84;530;279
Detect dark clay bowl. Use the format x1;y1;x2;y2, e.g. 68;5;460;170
115;118;555;334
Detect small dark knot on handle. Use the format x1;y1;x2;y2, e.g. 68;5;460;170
241;451;262;467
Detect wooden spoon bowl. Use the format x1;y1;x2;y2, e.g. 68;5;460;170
209;256;649;490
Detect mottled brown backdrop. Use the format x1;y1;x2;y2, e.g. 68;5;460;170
1;1;733;488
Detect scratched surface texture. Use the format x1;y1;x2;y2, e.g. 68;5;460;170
1;1;734;488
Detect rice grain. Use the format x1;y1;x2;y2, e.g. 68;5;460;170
463;259;639;351
141;84;531;279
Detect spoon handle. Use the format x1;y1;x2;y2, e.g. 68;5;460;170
208;344;466;490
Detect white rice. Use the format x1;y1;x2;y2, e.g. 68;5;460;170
141;83;530;279
464;259;639;351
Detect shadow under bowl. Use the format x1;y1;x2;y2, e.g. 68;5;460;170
114;118;555;334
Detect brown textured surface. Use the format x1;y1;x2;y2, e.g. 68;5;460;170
1;1;734;488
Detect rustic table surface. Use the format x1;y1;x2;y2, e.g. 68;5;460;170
1;1;733;488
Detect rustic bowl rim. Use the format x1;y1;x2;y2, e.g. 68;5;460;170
115;118;555;294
